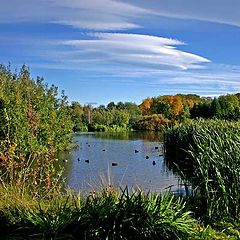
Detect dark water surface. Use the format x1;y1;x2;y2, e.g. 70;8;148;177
60;132;180;194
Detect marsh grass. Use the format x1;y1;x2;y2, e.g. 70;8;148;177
164;119;240;222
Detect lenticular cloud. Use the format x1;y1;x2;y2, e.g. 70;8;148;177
63;33;210;70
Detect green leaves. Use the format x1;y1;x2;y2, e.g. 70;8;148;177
1;188;197;239
0;64;73;194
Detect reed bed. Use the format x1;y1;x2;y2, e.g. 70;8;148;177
164;119;240;222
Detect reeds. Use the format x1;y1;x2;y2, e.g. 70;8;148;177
164;119;240;222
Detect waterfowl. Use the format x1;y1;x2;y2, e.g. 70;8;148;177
102;149;106;151
63;159;68;163
152;161;156;165
85;159;90;163
146;156;149;159
135;150;139;153
155;146;159;149
77;157;80;161
112;162;118;166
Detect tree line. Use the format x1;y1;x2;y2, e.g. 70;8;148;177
71;93;240;132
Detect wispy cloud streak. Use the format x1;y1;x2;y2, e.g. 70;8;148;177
62;33;210;70
0;0;152;30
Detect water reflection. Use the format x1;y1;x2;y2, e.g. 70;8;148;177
92;131;164;142
60;131;179;194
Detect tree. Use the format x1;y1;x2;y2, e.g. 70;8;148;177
0;64;74;190
107;101;116;109
98;105;106;109
211;98;221;118
155;101;171;118
139;97;152;115
70;101;87;132
170;96;184;118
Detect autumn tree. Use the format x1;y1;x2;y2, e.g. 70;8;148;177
171;96;184;118
139;97;152;115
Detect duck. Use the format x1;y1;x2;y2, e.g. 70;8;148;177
146;156;149;159
134;150;139;153
152;161;156;166
85;159;90;163
112;162;118;166
155;146;159;150
63;159;68;163
77;157;80;161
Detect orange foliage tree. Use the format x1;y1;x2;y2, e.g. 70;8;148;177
139;97;152;115
171;96;184;117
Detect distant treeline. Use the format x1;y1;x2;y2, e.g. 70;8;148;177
71;93;240;132
70;101;141;132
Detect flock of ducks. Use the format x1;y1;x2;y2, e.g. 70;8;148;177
63;142;163;167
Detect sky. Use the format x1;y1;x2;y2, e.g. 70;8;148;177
1;0;240;105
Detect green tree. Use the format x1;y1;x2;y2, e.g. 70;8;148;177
0;64;73;190
107;101;116;109
70;101;87;132
211;98;221;118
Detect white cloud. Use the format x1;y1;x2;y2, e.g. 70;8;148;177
122;0;240;27
1;0;240;30
50;0;150;16
62;33;210;70
0;0;151;30
54;20;139;31
6;33;239;99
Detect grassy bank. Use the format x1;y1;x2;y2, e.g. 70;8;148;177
1;184;238;240
0;185;199;240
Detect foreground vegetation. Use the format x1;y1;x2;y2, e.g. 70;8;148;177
1;185;238;240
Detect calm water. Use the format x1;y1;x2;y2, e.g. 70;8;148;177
60;132;180;194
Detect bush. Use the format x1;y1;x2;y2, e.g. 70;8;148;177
132;114;172;131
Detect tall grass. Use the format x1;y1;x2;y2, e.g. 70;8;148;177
164;119;240;221
0;186;198;240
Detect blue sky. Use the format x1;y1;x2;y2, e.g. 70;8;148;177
1;0;240;105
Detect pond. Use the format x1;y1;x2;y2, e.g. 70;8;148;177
60;131;181;194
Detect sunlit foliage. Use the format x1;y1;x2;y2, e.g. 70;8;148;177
0;64;73;192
